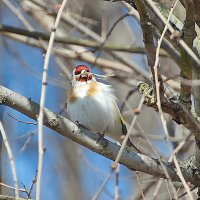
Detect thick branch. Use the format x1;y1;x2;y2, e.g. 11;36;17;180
193;0;200;27
135;0;164;93
0;84;200;185
188;0;200;172
179;0;195;111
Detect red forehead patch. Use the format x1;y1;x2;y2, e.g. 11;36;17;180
75;65;90;75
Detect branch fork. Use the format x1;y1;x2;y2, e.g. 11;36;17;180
137;81;200;136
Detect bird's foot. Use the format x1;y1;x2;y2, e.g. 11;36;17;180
75;121;87;129
96;133;105;144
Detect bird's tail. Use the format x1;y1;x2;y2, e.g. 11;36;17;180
120;115;141;154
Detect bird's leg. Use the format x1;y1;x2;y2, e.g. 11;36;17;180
96;132;105;144
75;121;87;129
75;120;81;127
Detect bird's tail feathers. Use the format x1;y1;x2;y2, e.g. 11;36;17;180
120;115;141;153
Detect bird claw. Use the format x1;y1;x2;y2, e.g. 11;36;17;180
96;133;104;144
75;121;87;129
75;121;81;126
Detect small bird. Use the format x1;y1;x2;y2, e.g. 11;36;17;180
67;65;139;151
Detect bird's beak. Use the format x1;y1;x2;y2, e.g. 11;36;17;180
80;70;89;78
75;70;92;82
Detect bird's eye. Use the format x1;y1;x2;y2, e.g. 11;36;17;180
74;70;81;75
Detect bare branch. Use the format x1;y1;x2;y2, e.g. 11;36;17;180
0;25;171;55
135;0;164;93
179;0;196;111
0;121;19;199
137;81;200;137
36;0;68;199
0;84;200;186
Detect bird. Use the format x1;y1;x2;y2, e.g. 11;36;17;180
67;65;139;152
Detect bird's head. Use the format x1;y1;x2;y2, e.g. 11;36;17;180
71;65;114;87
72;65;95;83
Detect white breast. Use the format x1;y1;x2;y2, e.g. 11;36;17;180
67;81;122;142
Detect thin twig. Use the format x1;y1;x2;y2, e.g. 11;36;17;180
115;164;120;200
21;183;30;198
134;183;155;200
2;0;33;30
134;119;178;199
164;179;174;199
91;170;114;200
135;171;145;200
6;113;37;125
0;183;25;193
91;12;131;68
19;132;35;154
28;170;38;198
178;186;197;199
36;0;68;200
153;134;192;197
120;88;138;112
0;121;19;199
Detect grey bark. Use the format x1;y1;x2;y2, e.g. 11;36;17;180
0;85;200;186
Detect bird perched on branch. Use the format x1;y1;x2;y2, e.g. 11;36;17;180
67;65;139;152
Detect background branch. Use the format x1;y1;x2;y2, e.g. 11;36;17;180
179;0;195;111
0;25;171;55
134;0;163;90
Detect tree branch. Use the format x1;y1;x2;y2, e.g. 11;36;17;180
0;195;31;200
137;81;200;137
179;0;195;111
191;0;200;27
0;84;200;186
135;0;164;94
143;0;200;67
0;25;170;55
